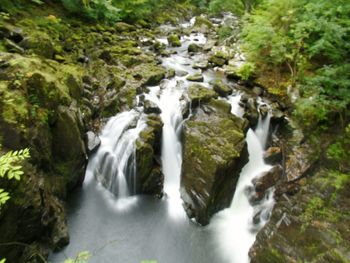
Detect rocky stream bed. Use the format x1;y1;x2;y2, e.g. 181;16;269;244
0;3;348;263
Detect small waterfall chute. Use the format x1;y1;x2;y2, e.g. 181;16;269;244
86;110;147;201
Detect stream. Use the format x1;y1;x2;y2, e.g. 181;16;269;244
51;16;274;263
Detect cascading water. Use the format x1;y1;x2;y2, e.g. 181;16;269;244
86;110;147;201
211;102;275;263
51;16;277;263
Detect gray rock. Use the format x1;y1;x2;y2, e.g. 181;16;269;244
144;100;161;114
86;131;101;154
193;61;209;70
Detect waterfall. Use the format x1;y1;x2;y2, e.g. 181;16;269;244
86;110;147;199
211;107;275;263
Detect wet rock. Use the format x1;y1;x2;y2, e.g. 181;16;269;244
270;102;285;124
51;105;87;189
0;24;24;43
211;80;232;97
4;39;25;54
264;147;282;164
203;40;216;52
85;131;101;154
144;100;161;114
253;165;283;194
134;63;166;86
259;104;269;118
250;169;350;262
186;73;204;82
176;70;188;77
253;86;264;96
135;115;164;197
285;143;317;182
241;96;259;127
193;60;209;70
188;84;218;107
209;52;228;67
225;66;240;80
0;164;69;261
188;43;201;53
167;34;181;47
181;99;249;225
166;68;176;78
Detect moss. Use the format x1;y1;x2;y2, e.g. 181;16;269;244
167;34;181;47
188;84;218;106
194;16;214;29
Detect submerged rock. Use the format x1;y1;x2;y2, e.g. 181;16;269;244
181;99;249;225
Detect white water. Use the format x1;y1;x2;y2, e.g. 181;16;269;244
211;110;275;263
145;32;208;218
86;110;147;208
54;16;278;263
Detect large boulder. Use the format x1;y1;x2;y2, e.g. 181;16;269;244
135;115;164;197
51;105;87;189
0;164;69;261
181;99;249;225
188;84;218;107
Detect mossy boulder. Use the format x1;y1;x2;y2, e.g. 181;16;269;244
167;34;181;47
193;16;214;34
194;16;214;29
135;115;164;197
134;63;166;86
186;73;204;82
51;105;87;190
188;84;218;107
211;79;232;97
20;31;56;59
0;163;69;261
181;99;249;225
188;43;201;53
209;51;229;67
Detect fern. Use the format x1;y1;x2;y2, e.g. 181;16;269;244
0;148;30;180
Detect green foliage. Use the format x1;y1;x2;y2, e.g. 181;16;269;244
0;147;30;207
0;259;6;263
234;62;255;80
0;148;30;180
64;251;90;263
241;0;350;131
327;124;350;171
0;189;10;206
209;0;261;15
61;0;121;23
